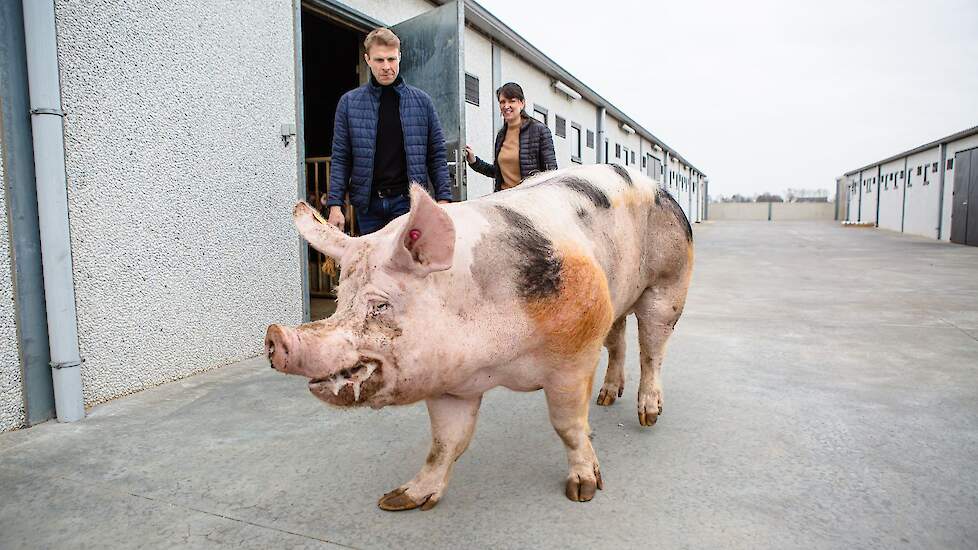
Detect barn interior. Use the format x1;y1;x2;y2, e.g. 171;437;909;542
300;7;364;320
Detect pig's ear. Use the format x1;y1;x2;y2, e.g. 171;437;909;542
390;184;455;275
293;201;350;260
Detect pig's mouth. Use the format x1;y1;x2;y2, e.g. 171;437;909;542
308;360;380;403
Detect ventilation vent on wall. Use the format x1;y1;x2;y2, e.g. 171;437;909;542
464;73;479;106
555;116;566;138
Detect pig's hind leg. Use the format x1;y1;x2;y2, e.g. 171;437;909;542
378;394;482;511
634;285;686;427
596;316;627;406
545;353;605;502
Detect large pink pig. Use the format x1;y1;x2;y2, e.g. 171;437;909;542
267;163;693;511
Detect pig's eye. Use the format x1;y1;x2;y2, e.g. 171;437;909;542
369;302;392;316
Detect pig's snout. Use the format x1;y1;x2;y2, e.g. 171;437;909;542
266;324;301;374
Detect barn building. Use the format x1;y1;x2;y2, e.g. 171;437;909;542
0;0;706;431
838;125;978;246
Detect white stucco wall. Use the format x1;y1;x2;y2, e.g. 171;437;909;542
902;148;941;239
341;0;432;25
463;26;494;199
54;1;302;407
875;159;904;232
860;168;879;225
1;125;25;431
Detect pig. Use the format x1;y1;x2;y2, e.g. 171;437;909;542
266;163;693;511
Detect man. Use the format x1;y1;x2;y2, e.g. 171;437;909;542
325;27;452;235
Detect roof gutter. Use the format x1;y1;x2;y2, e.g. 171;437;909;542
439;0;705;176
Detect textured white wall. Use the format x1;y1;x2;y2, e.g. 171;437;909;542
1;125;25;431
876;159;905;232
341;0;432;25
860;167;879;225
902;148;941;239
54;1;302;407
463;27;494;199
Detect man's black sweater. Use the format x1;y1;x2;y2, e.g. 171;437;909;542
371;75;409;197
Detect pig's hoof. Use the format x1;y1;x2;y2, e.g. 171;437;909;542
638;404;663;427
596;385;622;407
377;487;438;512
565;465;603;502
637;390;663;427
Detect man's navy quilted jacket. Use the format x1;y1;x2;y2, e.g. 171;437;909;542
327;78;452;209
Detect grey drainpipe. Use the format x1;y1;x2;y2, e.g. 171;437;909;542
900;157;908;233
875;165;881;227
936;143;947;239
22;0;84;422
595;106;605;164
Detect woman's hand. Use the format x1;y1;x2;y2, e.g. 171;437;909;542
463;145;475;164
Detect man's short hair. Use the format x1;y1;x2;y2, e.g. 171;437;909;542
364;28;400;53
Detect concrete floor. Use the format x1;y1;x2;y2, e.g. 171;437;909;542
2;221;977;549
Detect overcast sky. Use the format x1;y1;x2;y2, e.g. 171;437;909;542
475;0;978;199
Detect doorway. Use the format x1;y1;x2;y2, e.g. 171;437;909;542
950;147;978;247
296;1;466;320
300;9;364;319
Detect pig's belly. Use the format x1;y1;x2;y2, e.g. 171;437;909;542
445;358;545;397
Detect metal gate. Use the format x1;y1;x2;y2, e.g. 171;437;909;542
305;156;356;297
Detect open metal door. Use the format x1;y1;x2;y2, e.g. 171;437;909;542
392;0;466;201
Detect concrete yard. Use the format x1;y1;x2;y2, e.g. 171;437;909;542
2;221;977;549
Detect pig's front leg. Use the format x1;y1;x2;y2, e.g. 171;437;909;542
545;374;604;502
378;394;482;511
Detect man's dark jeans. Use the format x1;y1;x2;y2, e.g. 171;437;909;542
356;193;410;235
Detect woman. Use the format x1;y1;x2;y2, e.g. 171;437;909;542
464;82;557;191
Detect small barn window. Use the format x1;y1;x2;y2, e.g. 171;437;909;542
917;166;922;176
532;104;548;125
631;151;636;164
932;162;938;173
615;143;621;158
555;116;566;138
464;73;479;106
586;130;594;148
570;122;582;163
900;171;904;179
947;158;953;170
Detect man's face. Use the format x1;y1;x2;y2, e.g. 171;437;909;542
365;45;400;86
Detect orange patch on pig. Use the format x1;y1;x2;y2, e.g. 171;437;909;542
525;249;614;357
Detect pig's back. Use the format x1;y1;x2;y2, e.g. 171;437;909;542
455;163;692;319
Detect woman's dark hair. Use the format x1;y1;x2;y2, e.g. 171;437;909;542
495;82;528;118
495;82;525;102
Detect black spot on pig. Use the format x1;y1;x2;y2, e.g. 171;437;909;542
494;205;562;299
656;190;693;243
560;176;611;209
608;163;633;186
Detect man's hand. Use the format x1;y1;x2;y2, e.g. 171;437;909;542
327;206;345;230
463;145;475;164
